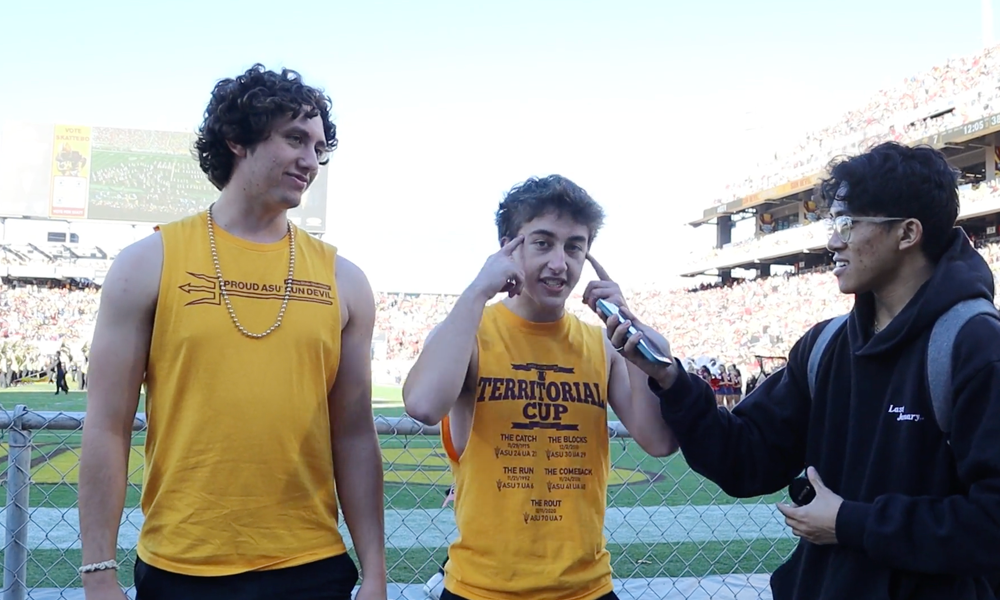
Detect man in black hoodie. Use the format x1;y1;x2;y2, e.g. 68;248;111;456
591;142;1000;599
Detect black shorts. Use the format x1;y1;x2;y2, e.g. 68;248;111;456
442;589;619;600
134;552;358;600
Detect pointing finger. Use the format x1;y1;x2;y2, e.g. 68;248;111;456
502;235;525;254
586;253;612;282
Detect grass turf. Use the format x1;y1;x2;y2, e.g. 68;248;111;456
0;384;792;585
0;385;784;510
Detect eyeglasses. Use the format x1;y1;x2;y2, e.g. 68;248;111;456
823;215;906;243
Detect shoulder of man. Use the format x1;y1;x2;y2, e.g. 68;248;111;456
298;227;337;252
773;314;852;401
797;314;849;364
153;212;202;235
333;254;373;306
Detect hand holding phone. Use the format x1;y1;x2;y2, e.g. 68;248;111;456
788;476;816;506
595;299;672;365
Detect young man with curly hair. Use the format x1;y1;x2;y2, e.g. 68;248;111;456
403;175;678;600
79;64;386;600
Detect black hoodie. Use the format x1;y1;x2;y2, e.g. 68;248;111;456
652;228;1000;600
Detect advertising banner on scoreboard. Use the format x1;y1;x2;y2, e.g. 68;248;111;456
48;125;93;219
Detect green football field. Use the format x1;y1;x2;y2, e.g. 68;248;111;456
0;385;791;588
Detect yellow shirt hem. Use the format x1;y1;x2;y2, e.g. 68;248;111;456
444;572;614;600
136;541;349;577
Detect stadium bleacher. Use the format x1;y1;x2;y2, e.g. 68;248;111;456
706;44;1000;207
5;42;1000;400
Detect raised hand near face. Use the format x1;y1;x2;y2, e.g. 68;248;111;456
471;236;526;299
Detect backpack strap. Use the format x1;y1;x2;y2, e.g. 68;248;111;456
926;298;1000;437
807;314;849;398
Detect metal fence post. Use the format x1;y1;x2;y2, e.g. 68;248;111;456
3;405;31;600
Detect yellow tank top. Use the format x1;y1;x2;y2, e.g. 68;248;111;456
442;302;613;600
138;211;345;576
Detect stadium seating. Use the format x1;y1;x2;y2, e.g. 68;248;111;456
7;238;1000;395
706;45;1000;206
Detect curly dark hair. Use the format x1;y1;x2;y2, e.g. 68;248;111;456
194;64;338;190
818;141;960;262
495;175;606;247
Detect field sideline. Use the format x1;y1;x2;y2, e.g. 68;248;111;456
0;384;791;592
0;382;409;416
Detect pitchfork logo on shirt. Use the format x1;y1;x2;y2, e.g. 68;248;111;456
177;271;335;307
510;362;575;382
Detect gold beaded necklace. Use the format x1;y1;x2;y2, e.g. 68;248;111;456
206;203;296;339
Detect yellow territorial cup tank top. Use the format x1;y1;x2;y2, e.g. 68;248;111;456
442;301;613;600
138;211;345;575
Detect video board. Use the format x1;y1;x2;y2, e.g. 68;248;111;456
0;122;329;232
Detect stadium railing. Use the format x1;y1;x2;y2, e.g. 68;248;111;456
0;405;791;600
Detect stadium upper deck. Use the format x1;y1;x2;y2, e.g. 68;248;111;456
684;43;1000;280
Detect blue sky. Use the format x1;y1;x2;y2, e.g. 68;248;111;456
1;0;997;293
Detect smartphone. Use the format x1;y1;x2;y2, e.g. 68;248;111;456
595;299;672;365
788;476;815;506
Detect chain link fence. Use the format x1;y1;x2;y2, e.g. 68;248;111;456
0;406;792;600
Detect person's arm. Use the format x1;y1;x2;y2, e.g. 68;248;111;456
651;331;815;499
576;253;678;458
605;337;678;457
402;236;524;425
78;234;162;596
327;256;386;590
401;288;489;425
835;320;1000;576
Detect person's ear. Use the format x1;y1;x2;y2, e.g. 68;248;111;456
897;218;923;252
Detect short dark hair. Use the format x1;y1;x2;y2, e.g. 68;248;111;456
818;142;960;262
195;64;338;190
495;175;605;246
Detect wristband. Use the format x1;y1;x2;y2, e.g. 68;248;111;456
79;559;119;574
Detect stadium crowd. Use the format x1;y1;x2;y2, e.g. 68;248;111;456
0;283;96;389
372;267;853;390
710;44;1000;205
6;45;1000;401
7;239;1000;397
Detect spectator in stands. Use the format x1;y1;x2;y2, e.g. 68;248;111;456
619;142;1000;599
78;64;385;600
402;174;677;600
